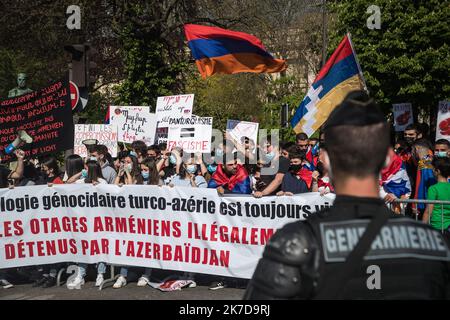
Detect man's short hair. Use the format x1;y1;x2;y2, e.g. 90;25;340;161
432;157;450;177
289;151;305;161
413;138;433;150
435;139;450;148
324;98;389;179
148;144;161;154
93;144;107;155
131;140;147;154
404;123;420;133
219;152;237;164
296;133;308;141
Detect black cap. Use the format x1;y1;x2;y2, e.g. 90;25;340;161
322;90;385;131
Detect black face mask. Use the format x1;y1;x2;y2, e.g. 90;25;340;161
405;137;415;146
289;164;302;173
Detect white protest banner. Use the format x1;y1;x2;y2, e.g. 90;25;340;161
392;103;413;132
74;124;118;157
226;120;259;146
436;101;450;141
155;94;194;126
0;184;334;279
155;94;194;144
167;116;213;153
109;106;157;145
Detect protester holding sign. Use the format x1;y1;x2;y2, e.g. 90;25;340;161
169;155;207;188
253;138;290;198
0;149;24;188
208;153;251;195
113;154;144;288
68;160;107;289
114;155;143;186
277;151;309;195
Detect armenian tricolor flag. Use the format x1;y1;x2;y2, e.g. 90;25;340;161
184;24;287;78
207;164;251;194
291;34;366;136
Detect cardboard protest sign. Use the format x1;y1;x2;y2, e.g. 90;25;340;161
392;103;413;132
155;94;194;144
436;101;450;141
0;184;334;279
74;124;118;157
109;106;157;145
226;120;259;146
0;78;74;161
167;116;213;153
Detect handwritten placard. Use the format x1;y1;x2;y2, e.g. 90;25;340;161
155;94;194;127
74;124;118;157
109;106;157;145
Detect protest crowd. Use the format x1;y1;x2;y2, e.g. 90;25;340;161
0;115;449;291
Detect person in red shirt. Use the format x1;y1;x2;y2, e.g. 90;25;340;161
40;157;64;184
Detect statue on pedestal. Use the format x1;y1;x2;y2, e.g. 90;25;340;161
8;73;33;98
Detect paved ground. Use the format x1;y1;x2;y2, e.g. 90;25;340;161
0;269;246;300
0;283;245;300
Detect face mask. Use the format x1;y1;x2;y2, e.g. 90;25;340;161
126;163;133;171
169;155;177;165
265;151;275;162
289;164;302;172
186;164;197;174
405;137;415;146
130;151;138;158
142;171;149;180
435;151;448;158
89;156;97;162
215;149;224;158
81;169;88;178
207;164;217;174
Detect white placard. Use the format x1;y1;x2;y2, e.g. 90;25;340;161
109;106;157;145
226;120;259;146
74;124;118;157
392;103;413;132
155;94;194;127
167;116;213;153
436;101;450;141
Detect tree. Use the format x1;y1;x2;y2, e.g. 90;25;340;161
328;0;450;125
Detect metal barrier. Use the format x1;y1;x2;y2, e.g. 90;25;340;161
389;199;450;233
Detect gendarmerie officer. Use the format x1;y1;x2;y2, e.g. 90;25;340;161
244;92;450;299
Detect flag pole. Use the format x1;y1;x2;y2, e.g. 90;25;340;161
347;32;368;93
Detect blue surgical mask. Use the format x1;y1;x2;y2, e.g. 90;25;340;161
81;169;88;178
186;164;197;174
265;151;275;162
215;149;224;158
142;171;149;180
89;156;97;162
207;164;217;174
130;151;138;158
435;151;448;158
169;155;177;165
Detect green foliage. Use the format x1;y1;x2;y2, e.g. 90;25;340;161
329;0;450;118
186;71;266;130
115;22;187;108
262;75;305;141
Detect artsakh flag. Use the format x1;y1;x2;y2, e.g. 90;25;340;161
184;24;287;78
291;34;366;136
